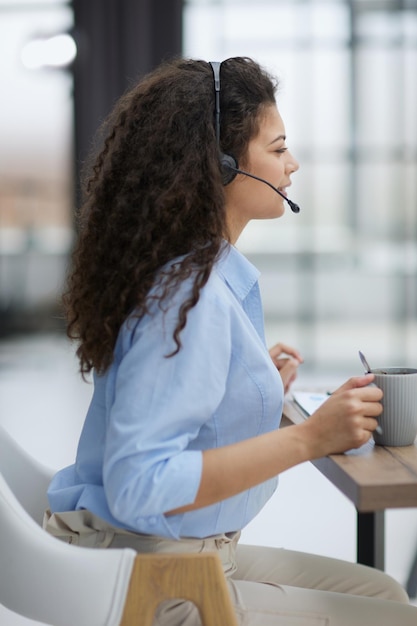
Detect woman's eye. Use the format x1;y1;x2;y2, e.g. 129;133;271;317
275;148;288;154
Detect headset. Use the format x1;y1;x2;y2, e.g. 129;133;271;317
210;60;239;185
209;60;300;213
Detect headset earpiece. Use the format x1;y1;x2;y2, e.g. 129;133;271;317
220;152;238;185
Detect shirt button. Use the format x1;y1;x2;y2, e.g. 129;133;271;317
149;516;157;525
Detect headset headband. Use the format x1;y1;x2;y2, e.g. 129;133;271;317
209;60;238;185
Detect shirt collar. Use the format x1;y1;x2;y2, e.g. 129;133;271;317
216;242;260;302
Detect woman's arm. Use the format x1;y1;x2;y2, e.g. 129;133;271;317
167;374;382;515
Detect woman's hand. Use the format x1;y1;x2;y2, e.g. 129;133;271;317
269;342;304;393
302;374;383;457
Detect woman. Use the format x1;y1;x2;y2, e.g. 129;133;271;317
46;57;416;625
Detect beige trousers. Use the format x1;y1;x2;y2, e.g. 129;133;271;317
44;510;416;626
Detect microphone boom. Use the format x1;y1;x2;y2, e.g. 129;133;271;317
227;165;300;214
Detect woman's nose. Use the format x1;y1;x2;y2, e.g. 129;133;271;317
286;150;299;173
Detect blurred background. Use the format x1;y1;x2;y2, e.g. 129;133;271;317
1;0;416;372
1;1;417;622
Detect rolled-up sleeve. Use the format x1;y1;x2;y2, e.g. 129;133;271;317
102;284;231;537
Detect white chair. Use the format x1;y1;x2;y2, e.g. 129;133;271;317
0;422;54;525
0;426;238;626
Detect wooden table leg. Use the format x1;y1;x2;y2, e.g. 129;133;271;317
357;511;385;570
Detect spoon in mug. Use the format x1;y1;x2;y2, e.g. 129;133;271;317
358;350;372;373
358;350;383;435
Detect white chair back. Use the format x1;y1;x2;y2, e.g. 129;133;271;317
0;472;137;626
0;423;54;525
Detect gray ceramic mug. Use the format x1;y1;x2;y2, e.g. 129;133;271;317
372;367;417;446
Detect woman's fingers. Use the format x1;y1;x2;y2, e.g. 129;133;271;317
276;357;301;393
269;342;304;363
269;342;303;394
334;373;379;394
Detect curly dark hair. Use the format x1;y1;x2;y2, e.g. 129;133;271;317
64;56;277;375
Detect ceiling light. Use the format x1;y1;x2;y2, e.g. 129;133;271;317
21;33;76;70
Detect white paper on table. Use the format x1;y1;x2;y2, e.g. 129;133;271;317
292;391;330;416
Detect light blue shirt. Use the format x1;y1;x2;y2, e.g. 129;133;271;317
48;243;284;539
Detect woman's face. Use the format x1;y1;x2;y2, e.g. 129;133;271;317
224;104;299;242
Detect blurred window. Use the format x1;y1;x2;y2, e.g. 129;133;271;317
184;0;417;373
0;0;74;326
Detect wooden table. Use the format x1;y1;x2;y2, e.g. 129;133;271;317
282;399;417;580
